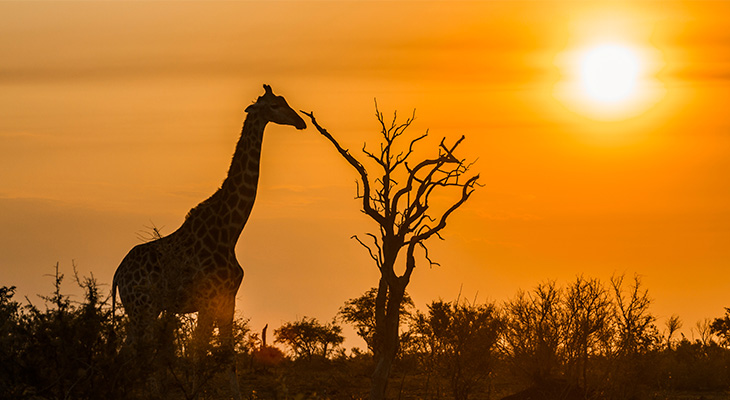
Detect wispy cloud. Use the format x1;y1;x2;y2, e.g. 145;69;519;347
0;131;50;140
0;1;557;88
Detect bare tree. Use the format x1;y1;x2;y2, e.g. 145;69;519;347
303;105;479;400
610;273;658;356
503;281;564;385
695;318;714;347
563;276;613;390
608;274;659;399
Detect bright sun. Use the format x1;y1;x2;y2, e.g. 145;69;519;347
554;39;664;122
579;44;640;104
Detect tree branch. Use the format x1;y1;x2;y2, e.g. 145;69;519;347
407;174;479;246
302;111;386;227
351;234;384;271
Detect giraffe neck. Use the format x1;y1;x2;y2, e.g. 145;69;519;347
183;112;267;246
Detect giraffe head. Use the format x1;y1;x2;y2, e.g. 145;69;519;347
245;84;306;130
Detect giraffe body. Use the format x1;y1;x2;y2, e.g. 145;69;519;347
112;85;305;398
114;226;242;324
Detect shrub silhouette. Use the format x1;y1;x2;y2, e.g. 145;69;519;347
274;316;344;361
0;264;125;399
411;299;502;400
4;264;730;399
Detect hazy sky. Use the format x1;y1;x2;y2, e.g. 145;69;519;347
1;1;729;347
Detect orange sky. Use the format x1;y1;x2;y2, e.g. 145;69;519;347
1;1;729;347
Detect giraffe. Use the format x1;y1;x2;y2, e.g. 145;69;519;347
112;84;306;399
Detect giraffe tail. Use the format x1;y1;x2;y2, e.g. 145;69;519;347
111;272;118;333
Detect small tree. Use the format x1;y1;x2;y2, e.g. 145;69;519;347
338;287;415;354
274;317;344;361
304;105;479;400
665;314;683;350
710;309;730;348
413;299;502;400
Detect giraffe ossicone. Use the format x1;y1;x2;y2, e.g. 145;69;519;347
112;84;306;399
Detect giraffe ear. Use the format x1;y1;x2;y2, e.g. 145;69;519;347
245;103;256;113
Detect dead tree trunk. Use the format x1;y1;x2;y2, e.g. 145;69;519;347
370;277;406;399
303;106;479;400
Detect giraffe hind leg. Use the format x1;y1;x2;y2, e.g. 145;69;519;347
121;300;167;396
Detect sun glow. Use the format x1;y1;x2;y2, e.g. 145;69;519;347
554;40;665;122
553;10;666;123
579;44;640;104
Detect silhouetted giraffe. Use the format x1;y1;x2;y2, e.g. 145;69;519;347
112;84;306;399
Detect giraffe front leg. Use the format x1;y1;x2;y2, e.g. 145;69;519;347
215;298;242;400
193;309;214;394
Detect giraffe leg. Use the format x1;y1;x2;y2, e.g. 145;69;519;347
215;298;242;400
192;308;214;394
125;305;164;397
194;308;214;351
